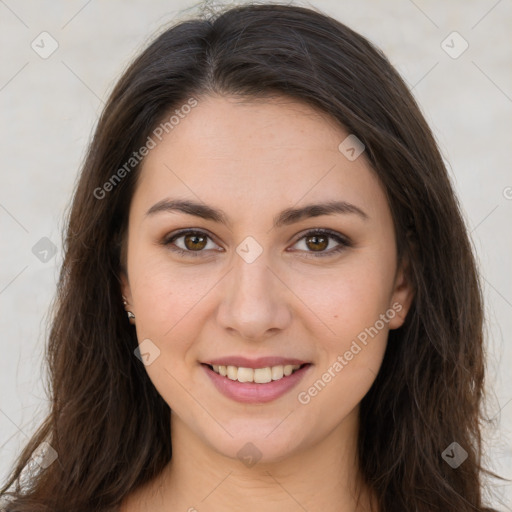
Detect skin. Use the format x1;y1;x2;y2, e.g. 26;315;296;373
119;94;414;512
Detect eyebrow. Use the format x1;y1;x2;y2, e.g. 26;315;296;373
145;198;369;228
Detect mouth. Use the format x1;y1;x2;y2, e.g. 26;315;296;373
202;362;310;384
201;361;312;404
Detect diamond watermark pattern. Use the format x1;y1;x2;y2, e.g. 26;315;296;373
236;236;263;264
31;441;58;469
31;31;59;59
338;134;365;161
237;442;262;468
441;31;469;59
32;237;57;263
441;441;468;468
134;338;161;366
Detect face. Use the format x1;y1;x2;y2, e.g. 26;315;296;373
120;94;413;463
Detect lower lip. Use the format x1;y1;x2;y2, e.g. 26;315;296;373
202;364;312;404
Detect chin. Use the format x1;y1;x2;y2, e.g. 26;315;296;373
195;417;311;466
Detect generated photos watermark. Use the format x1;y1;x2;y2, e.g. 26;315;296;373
93;97;198;200
297;301;403;405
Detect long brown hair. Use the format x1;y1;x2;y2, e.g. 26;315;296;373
0;3;504;511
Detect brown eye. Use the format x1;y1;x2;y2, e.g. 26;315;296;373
183;233;208;251
163;229;221;258
291;229;351;258
163;228;351;259
304;233;329;252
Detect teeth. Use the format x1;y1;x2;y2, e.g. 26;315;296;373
271;365;284;380
237;367;254;383
227;365;238;380
283;365;294;376
211;364;302;383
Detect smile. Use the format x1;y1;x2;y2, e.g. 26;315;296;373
209;363;304;383
201;362;312;403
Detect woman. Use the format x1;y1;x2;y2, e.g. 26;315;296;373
0;2;504;511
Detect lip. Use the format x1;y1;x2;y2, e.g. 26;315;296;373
203;356;309;369
202;362;312;404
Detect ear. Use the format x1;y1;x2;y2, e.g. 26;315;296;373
388;254;415;330
119;268;133;305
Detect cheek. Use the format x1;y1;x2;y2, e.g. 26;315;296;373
294;252;395;415
127;250;211;388
299;253;396;347
130;237;396;351
129;244;214;335
129;260;209;411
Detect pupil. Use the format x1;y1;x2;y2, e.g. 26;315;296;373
186;234;205;250
308;235;327;251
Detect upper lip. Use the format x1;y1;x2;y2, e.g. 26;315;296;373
203;356;310;369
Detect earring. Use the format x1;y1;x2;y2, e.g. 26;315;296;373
122;295;136;325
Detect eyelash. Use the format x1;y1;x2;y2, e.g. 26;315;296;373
161;228;352;259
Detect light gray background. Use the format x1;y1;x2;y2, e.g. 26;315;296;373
0;0;511;508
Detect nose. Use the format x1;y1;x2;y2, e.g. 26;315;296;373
215;250;292;341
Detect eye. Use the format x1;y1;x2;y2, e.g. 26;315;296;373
162;228;351;258
289;228;351;258
162;229;221;257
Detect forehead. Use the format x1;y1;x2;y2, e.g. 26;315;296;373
132;94;387;222
148;94;348;164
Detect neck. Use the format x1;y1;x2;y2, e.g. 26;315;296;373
134;406;376;512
